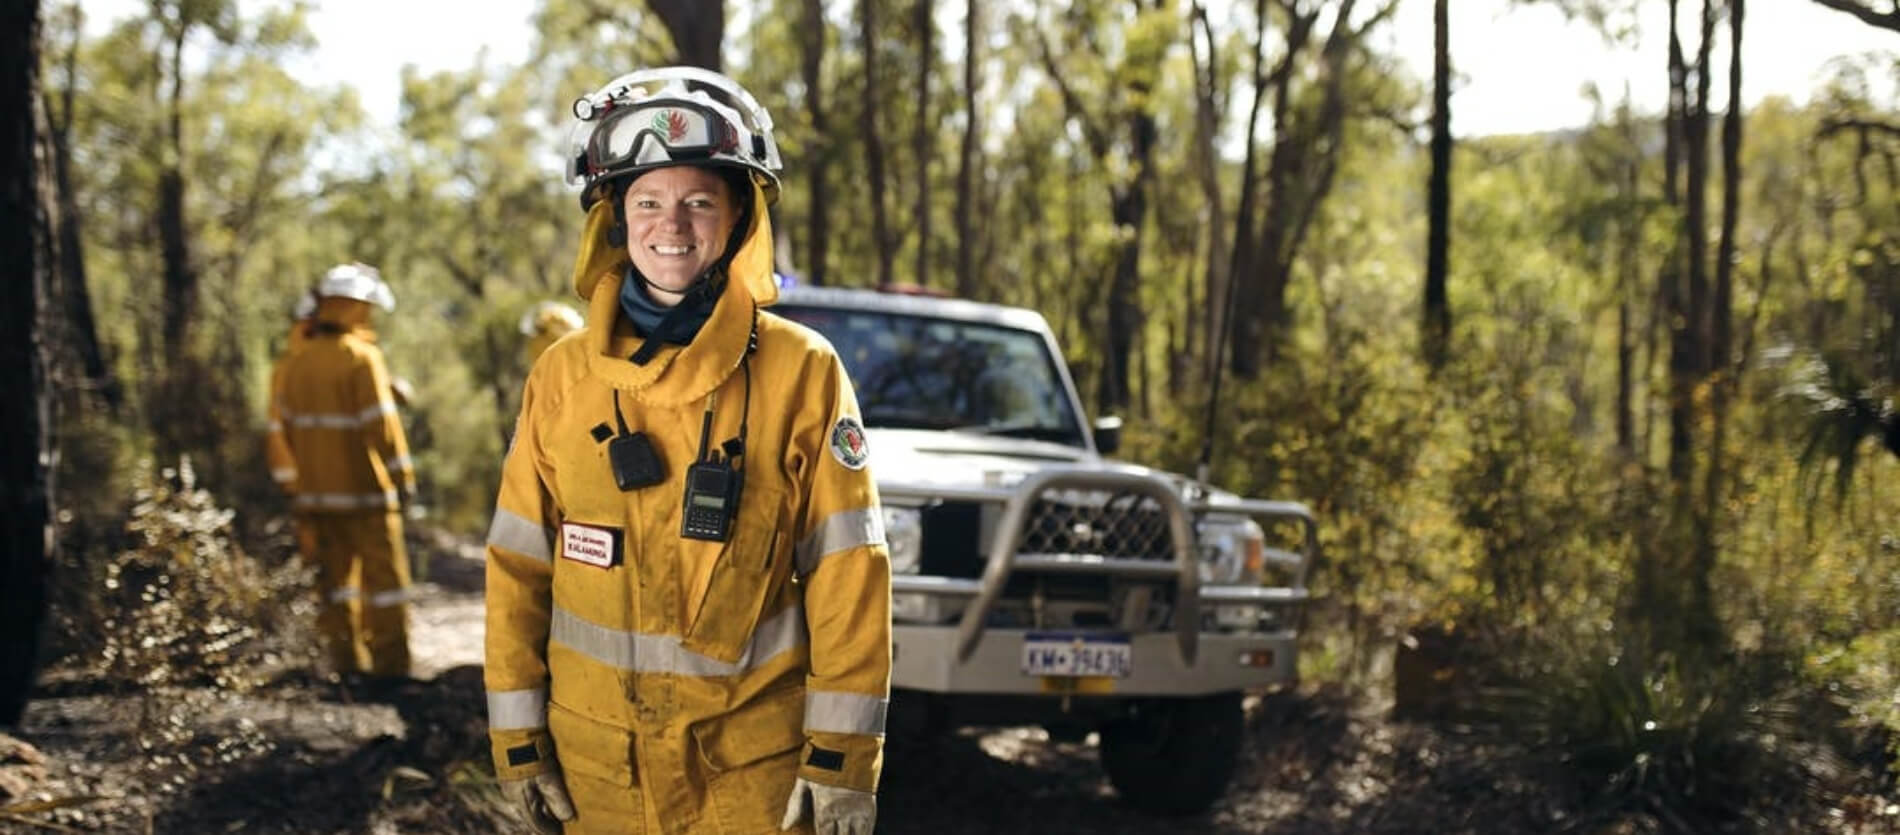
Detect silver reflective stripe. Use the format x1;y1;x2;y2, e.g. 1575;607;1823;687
268;420;285;432
328;587;360;603
368;588;409;608
358;401;396;423
385;454;414;472
487;688;548;730
271;467;297;484
487;508;553;563
288;413;363;429
804;690;888;736
294;491;399;510
795;508;887;576
549;605;807;676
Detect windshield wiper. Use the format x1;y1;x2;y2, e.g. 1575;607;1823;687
861;412;960;430
950;423;1079;444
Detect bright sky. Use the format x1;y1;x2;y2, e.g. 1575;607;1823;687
82;0;1899;137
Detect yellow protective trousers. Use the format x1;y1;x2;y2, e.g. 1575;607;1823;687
301;510;412;677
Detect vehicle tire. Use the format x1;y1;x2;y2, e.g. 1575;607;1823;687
1098;692;1244;816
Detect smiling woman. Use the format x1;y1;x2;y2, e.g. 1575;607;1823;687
621;165;744;303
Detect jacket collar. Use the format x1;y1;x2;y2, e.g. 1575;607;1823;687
573;177;776;406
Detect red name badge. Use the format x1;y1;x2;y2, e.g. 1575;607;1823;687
560;522;619;568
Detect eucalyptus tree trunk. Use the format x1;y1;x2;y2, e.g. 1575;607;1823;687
157;20;195;370
953;0;981;298
1188;0;1229;386
800;0;831;285
860;0;896;287
1422;0;1452;370
47;6;118;411
1;0;53;727
911;0;933;288
645;0;724;70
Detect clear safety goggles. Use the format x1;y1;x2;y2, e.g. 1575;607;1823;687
579;100;739;176
563;67;783;194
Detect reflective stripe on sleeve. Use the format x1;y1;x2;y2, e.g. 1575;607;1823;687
804;690;888;736
794;508;887;577
271;467;297;484
549;605;807;677
294;491;400;510
487;508;553;563
487;688;548;731
328;587;360;603
288;413;365;429
385;454;414;473
357;401;396;423
368;588;409;608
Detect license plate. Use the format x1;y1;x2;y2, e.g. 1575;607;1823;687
1021;632;1132;678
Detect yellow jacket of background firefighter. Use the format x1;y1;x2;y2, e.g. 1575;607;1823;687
483;182;892;834
278;298;417;513
278;287;418;677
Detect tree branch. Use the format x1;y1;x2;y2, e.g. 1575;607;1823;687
1034;25;1111;162
1818;117;1900;142
1809;0;1900;32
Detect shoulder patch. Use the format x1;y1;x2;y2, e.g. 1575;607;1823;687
829;416;869;471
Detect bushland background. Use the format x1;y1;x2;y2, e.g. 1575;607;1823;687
3;0;1900;832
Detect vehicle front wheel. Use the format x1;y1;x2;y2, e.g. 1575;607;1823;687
1098;692;1244;816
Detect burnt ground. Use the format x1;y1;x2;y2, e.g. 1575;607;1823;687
3;526;1897;835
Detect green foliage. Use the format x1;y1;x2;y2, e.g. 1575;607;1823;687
37;0;1900;810
76;458;315;690
1486;636;1828;833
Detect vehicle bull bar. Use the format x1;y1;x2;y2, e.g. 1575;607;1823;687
880;467;1319;669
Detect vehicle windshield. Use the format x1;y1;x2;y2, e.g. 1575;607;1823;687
775;304;1088;448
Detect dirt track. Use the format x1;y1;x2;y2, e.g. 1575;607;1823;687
5;528;1896;834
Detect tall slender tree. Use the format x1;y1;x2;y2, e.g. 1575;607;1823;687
911;0;934;288
799;0;833;285
1422;0;1453;369
861;0;896;287
1;0;53;727
1034;0;1170;414
953;0;982;297
45;4;118;411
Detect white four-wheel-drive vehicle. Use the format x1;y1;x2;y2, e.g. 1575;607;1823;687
776;285;1319;815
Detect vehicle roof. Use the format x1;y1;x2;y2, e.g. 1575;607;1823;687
775;285;1053;334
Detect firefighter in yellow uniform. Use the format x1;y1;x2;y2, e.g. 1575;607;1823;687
278;263;418;679
483;67;890;835
521;300;586;363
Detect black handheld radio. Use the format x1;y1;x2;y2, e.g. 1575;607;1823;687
680;347;751;542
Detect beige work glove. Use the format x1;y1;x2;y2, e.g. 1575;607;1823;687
500;770;576;834
779;776;876;835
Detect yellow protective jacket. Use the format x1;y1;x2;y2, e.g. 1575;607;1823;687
266;320;312;493
275;304;416;513
484;183;892;834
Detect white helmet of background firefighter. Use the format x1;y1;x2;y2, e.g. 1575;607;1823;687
316;262;396;311
564;66;783;292
518;300;585;360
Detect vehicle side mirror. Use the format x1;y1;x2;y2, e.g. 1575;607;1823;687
1092;415;1123;455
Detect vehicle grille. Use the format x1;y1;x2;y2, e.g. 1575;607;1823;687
918;494;1176;583
1021;494;1173;560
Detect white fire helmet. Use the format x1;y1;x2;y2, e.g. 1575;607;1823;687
563;66;783;209
317;262;395;312
519;300;585;337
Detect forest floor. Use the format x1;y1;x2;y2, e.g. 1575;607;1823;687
2;525;1897;834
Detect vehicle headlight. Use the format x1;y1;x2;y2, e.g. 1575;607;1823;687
883;505;923;574
1196;516;1265;585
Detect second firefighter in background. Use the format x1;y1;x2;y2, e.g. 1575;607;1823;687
270;263;418;679
482;67;891;834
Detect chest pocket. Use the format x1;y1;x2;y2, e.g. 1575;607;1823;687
681;481;789;664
